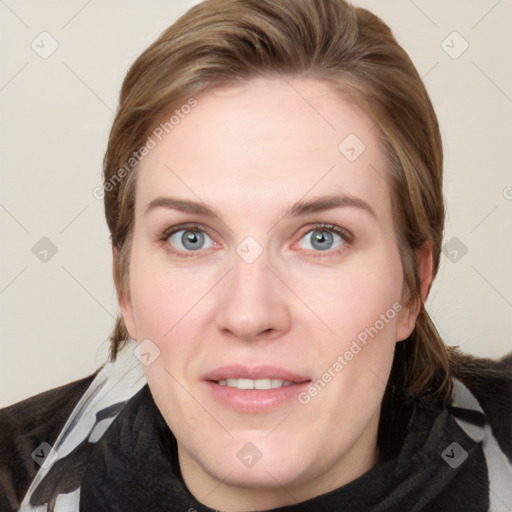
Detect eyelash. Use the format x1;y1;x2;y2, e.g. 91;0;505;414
158;222;353;259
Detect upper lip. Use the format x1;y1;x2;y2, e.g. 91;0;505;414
203;365;310;383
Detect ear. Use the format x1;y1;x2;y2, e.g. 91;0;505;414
396;242;434;342
112;247;138;341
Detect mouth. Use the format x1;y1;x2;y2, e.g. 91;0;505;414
203;365;311;412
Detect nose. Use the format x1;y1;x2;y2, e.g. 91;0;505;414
215;248;291;343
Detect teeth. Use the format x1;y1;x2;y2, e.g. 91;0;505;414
217;378;294;389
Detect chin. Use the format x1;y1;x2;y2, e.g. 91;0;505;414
189;431;322;488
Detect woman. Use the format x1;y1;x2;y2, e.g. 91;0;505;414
1;0;511;511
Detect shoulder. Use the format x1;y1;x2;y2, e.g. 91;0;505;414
448;348;512;459
0;370;100;511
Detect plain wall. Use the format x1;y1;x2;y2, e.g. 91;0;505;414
1;0;511;407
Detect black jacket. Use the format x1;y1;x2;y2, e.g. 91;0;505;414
1;348;511;512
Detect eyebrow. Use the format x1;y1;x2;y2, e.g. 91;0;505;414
144;193;377;220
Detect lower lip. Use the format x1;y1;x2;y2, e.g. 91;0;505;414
204;380;311;412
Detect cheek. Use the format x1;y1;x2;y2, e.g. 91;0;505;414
128;247;189;340
127;247;212;382
130;277;172;339
300;247;404;343
299;244;404;406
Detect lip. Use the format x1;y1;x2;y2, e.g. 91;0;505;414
202;364;310;383
203;365;311;413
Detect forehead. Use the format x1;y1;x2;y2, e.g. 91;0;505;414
135;77;392;222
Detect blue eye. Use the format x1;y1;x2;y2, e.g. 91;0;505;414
160;223;352;258
167;228;214;253
297;225;350;255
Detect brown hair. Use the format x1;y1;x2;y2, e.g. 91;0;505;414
103;0;457;404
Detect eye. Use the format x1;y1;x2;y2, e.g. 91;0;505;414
163;225;215;255
296;224;351;255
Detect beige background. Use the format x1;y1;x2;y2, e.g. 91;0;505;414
1;0;511;408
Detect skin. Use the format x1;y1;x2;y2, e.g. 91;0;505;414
115;77;433;511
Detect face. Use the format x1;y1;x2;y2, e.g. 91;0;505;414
117;77;420;510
